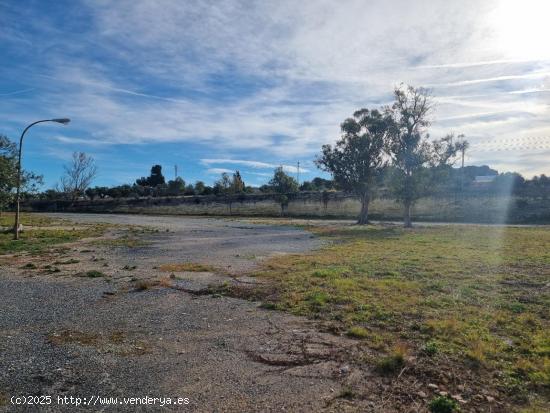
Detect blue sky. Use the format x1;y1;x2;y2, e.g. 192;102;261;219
1;0;549;188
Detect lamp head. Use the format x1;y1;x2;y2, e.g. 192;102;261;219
52;118;70;125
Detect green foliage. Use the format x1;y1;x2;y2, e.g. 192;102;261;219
83;270;106;278
347;326;369;339
167;177;186;195
300;177;335;191
386;86;464;226
421;340;439;356
268;167;298;194
194;181;207;194
375;353;405;374
428;396;459;413
0;135;42;210
136;164;165;187
316;108;389;223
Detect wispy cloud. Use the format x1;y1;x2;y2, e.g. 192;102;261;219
1;0;550;182
0;88;35;96
206;168;234;175
201;159;309;173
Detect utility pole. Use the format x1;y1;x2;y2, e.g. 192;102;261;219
175;165;178;180
297;161;300;185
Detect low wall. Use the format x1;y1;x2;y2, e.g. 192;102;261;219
21;192;550;224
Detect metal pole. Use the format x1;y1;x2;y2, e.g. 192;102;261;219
13;119;70;240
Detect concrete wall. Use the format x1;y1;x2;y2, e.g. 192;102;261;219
22;192;550;224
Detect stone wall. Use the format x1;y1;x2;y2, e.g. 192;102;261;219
21;191;550;224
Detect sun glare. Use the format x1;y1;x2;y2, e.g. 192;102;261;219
489;0;550;60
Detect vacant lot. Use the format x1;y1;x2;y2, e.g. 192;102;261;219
0;213;548;412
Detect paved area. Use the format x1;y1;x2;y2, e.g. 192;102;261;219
0;214;358;412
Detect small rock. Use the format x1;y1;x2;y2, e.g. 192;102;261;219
439;391;448;397
428;383;439;390
417;391;428;398
339;365;350;374
486;396;495;403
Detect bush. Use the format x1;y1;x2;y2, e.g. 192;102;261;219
422;340;438;356
375;354;404;374
347;326;369;339
428;396;459;413
375;342;408;374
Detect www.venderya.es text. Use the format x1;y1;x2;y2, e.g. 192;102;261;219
11;395;190;407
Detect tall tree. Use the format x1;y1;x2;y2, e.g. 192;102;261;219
136;164;165;187
268;167;298;215
0;135;43;212
231;171;245;194
0;136;18;212
167;177;186;195
316;108;390;224
214;172;234;213
387;85;463;227
60;152;98;201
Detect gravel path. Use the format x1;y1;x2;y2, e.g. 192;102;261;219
0;214;357;412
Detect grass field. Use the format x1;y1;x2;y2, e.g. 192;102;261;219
0;213;106;255
252;222;550;411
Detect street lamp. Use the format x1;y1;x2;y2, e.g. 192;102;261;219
13;118;71;240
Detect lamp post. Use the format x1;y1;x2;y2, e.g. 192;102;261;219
13;118;70;240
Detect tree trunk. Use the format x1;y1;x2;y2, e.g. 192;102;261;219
357;193;370;225
403;200;412;228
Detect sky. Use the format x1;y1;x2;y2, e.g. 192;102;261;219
1;0;549;188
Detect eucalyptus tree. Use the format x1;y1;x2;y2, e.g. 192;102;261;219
316;108;390;224
386;85;463;227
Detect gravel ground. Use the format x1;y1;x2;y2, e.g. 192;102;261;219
0;214;360;412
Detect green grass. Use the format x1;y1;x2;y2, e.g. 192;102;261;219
429;396;460;413
0;228;100;255
77;270;107;278
252;223;550;410
0;213;106;255
91;237;147;248
0;212;56;227
158;262;217;272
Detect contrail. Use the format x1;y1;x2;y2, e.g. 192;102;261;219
0;88;35;96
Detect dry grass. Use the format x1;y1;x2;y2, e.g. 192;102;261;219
158;262;216;272
250;223;550;410
47;330;100;346
0;213;107;255
47;329;150;356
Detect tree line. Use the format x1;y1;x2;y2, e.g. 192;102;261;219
2;85;550;225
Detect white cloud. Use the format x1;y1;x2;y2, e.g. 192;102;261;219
206;168;234;175
2;0;550;177
200;159;309;173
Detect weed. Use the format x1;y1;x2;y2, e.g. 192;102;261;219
53;259;80;265
347;326;369;339
422;340;439;356
337;386;356;400
428;395;459;413
259;302;277;310
77;270;106;278
375;353;405;374
158;262;216;272
135;279;158;291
